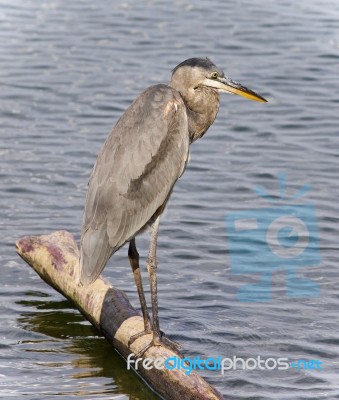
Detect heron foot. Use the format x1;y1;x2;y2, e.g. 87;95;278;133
159;333;183;358
134;331;183;359
159;330;182;351
128;327;152;347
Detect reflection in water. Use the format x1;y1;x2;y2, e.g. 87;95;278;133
17;292;160;399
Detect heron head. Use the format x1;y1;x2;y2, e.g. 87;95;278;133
171;57;267;103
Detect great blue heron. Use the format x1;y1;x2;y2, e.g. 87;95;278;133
80;57;266;354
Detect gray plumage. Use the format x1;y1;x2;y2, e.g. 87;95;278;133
79;57;266;354
80;58;224;283
80;85;189;284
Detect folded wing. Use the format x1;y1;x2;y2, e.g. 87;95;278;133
80;84;189;285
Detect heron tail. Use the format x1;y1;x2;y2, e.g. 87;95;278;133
79;225;114;286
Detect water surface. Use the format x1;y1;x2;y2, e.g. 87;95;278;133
1;0;339;398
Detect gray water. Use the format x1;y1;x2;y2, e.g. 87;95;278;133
1;0;339;399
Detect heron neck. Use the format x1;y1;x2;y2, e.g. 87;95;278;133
183;87;220;143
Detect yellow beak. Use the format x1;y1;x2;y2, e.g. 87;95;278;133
203;77;267;102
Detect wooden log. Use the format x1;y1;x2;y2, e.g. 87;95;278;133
15;230;224;400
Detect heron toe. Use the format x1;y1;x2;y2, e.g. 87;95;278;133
128;327;152;347
134;331;183;359
159;332;183;353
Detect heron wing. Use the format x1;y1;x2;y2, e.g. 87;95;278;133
80;84;189;285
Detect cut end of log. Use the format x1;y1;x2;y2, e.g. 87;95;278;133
16;230;79;276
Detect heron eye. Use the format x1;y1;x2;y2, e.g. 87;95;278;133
211;72;219;79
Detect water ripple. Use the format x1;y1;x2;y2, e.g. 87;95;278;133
1;0;339;399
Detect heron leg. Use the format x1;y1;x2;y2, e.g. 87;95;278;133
138;216;182;356
128;238;152;346
147;216;161;335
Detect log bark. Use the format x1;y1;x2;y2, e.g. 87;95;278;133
15;230;224;400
